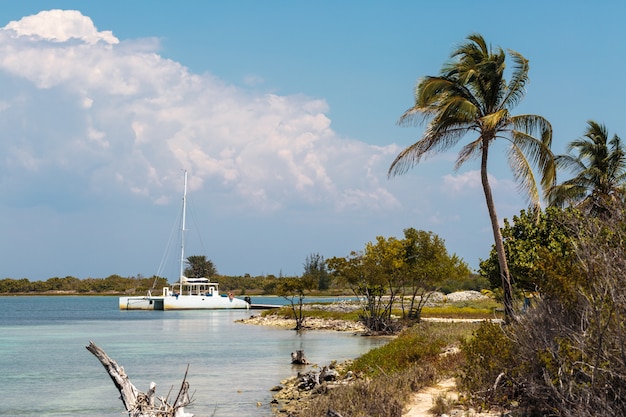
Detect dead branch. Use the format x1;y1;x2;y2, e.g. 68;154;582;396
86;341;194;417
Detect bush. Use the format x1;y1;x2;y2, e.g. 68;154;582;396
439;274;490;294
458;321;515;406
461;202;626;416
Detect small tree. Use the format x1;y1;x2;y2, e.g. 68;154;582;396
402;228;470;321
479;207;579;301
303;252;331;290
276;276;317;330
328;229;466;332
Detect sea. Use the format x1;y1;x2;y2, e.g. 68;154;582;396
0;296;388;417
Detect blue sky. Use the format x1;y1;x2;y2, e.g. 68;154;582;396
1;1;625;281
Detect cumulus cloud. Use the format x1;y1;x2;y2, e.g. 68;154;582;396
0;9;400;213
4;9;118;44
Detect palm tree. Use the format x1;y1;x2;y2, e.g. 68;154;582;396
548;121;626;217
184;255;217;278
388;34;555;322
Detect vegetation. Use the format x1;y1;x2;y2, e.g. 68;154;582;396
548;120;626;217
462;202;626;416
0;275;168;294
327;228;469;333
183;255;217;278
294;322;479;417
8;32;626;417
479;206;579;298
303;252;331;291
0;273;283;295
438;273;490;294
275;275;317;330
421;297;501;320
388;33;556;323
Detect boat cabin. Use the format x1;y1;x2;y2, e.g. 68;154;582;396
163;277;220;297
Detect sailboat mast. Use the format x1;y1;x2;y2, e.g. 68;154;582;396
179;170;188;292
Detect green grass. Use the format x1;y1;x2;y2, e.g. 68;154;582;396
421;298;503;319
349;321;480;377
265;297;503;322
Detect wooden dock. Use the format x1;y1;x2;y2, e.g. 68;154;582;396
250;303;281;310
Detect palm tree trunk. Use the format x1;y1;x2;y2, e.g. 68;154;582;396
480;138;515;323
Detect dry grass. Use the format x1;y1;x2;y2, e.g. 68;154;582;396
289;321;478;417
429;393;455;416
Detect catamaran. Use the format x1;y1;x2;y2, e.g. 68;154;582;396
119;171;250;310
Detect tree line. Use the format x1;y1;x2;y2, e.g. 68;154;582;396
0;275;168;294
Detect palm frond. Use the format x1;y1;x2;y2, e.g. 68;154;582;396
501;50;529;109
510;114;553;147
397;77;462;127
555;154;586;174
546;181;589;208
481;108;509;131
508;143;541;210
388;124;471;177
454;138;482;170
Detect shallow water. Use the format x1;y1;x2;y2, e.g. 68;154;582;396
0;296;386;417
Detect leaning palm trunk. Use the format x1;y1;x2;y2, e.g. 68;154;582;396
481;140;515;322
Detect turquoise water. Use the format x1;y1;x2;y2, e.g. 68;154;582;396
0;296;386;417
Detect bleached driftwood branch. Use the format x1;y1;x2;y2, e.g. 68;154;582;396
86;341;193;417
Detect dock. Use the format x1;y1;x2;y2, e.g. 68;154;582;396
250;303;282;310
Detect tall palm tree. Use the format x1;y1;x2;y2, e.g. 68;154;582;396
548;121;626;217
388;34;555;322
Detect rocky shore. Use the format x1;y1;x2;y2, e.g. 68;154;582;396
239;314;366;332
269;360;357;415
238;312;367;415
239;291;496;417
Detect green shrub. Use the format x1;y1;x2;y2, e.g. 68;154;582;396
439;274;491;294
458;320;515;404
350;322;478;378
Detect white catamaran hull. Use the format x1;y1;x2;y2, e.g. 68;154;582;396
119;294;249;310
119;296;163;310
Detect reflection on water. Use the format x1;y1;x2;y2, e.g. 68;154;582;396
0;296;387;417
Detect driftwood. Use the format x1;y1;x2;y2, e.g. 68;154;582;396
86;341;193;417
297;365;339;390
291;349;309;364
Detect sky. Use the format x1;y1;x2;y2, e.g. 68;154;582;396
1;1;625;281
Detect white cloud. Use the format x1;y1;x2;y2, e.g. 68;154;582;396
442;170;516;195
442;170;482;193
0;9;399;214
4;9;118;44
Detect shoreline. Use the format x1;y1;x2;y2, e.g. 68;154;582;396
238;314;367;332
240;293;502;417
